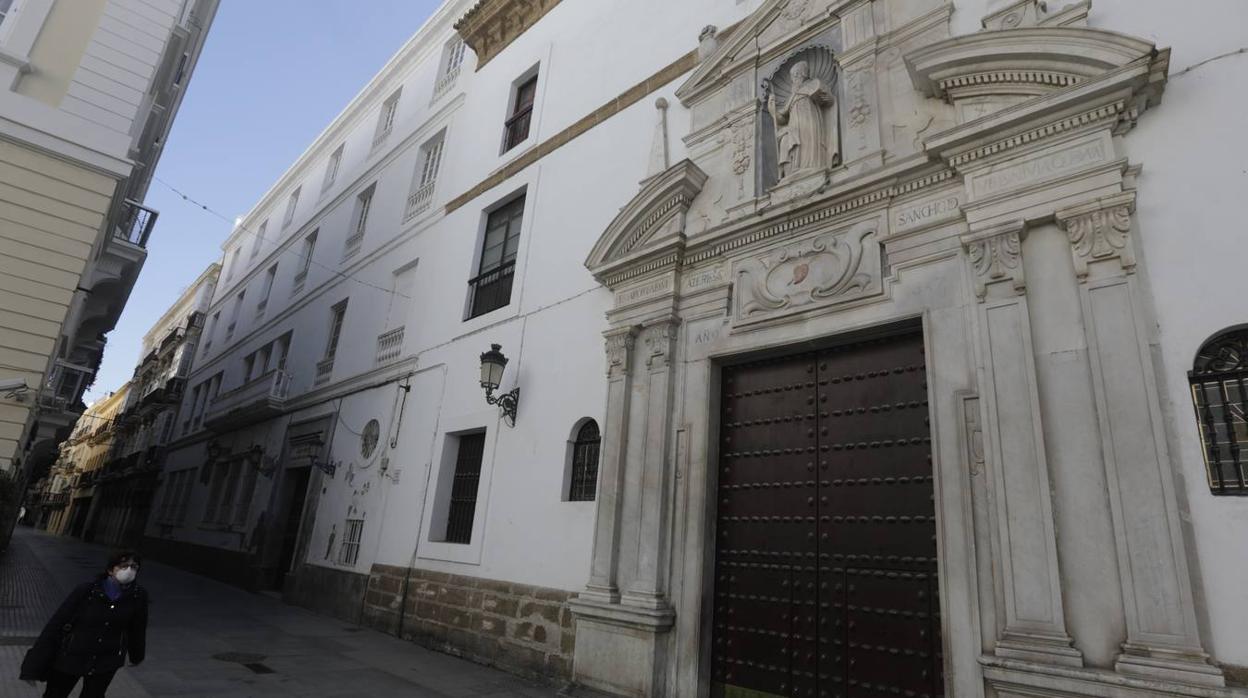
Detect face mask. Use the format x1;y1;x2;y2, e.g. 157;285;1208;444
114;568;136;584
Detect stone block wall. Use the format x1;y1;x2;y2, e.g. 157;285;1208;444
286;562;369;625
362;563;575;683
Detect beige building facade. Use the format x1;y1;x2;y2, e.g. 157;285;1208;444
0;0;218;545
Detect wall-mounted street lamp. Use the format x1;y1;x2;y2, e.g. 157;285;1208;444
480;344;519;426
291;432;336;478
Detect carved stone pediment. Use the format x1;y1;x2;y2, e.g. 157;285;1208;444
907;26;1163;107
585;160;708;285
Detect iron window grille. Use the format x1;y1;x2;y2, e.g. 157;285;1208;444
504;75;538;152
569;420;601;501
338;518;364;565
1190;328;1248;495
467;196;524;319
445;433;486;544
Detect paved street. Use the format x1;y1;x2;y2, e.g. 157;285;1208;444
1;527;562;697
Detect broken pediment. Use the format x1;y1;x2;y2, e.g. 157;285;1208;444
585;160;708;284
907;25;1161;107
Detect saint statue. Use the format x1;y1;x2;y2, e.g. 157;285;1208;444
767;60;839;180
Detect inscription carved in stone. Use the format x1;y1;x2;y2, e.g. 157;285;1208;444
971;138;1109;198
734;226;881;324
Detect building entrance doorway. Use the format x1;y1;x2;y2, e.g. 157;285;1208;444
711;328;943;697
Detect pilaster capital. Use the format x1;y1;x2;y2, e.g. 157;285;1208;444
961;220;1026;301
1055;192;1136;279
641;315;681;370
604;326;640;379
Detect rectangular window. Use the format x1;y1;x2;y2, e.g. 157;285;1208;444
344;186;374;258
0;0;16;29
258;264;277;316
203;312;220;356
217;460;242;524
445;432;486;544
251;220;267;259
295;230;317;289
405;134;444;221
325;300;348;361
232;465;258;527
468;196;524;319
504;74;538;152
323;144;345;192
374;89;402;144
433;37;466;100
338;518;364;565
274;332;291;371
227;292;244;340
226;247;241;280
283;187;301;228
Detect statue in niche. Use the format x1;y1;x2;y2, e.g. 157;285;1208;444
763;47;841;183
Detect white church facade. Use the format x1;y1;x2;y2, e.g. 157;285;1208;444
142;0;1248;695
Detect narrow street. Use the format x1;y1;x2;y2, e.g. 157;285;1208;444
0;528;560;697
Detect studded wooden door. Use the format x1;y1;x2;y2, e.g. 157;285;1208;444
712;330;942;698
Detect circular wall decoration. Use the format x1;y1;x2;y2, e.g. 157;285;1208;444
361;419;381;459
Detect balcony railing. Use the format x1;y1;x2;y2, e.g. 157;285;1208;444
404;181;436;222
256;299;268;318
432;65;460;102
315;357;335;385
203;370;291;431
292;269;308;292
376;327;405;365
115;200;158;247
467;260;516;319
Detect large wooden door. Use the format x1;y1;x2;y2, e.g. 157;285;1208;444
712;330;942;698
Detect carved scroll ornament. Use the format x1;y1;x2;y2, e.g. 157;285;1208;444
735;226;881;323
1058;202;1135;279
965;228;1024;300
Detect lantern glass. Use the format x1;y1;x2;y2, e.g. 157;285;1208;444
479;344;508;390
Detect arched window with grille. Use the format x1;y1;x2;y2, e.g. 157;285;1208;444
1190;328;1248;495
568;420;601;501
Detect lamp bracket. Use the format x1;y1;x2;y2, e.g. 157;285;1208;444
484;386;520;427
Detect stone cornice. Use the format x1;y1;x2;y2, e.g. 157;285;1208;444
455;0;562;69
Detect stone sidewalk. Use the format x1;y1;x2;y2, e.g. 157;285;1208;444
0;527;563;697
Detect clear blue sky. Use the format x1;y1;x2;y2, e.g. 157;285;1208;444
87;0;442;401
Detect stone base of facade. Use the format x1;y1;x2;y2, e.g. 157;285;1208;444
140;536;259;589
984;657;1244;697
362;563;575;684
285;562;369;625
567;598;674;697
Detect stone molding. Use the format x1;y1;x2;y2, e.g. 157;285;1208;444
1055;192;1137;279
641;317;680;370
907;27;1161;105
454;0;562;69
963;222;1025;300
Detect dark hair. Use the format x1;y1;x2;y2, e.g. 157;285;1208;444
105;550;141;572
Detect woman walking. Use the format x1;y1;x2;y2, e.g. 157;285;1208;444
20;550;148;698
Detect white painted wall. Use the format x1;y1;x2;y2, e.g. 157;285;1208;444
148;0;1248;671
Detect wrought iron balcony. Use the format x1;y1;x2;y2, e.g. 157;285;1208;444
115;199;158;248
203;370;291;431
467;260;516;319
404;181;436;222
432;65;460;102
315;357;335;385
376;327;405;365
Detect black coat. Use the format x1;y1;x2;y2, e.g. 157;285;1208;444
20;577;149;680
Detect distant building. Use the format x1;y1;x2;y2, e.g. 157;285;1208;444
0;0;219;547
30;384;130;540
87;264;220;547
143;0;1248;695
